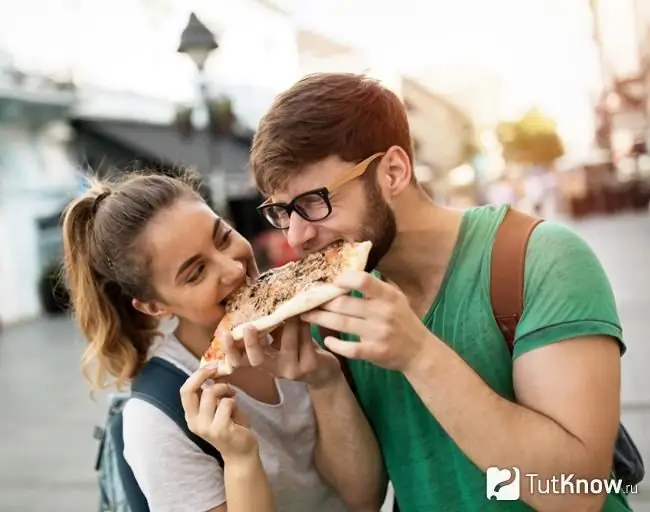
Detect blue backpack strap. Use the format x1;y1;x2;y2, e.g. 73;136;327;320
108;403;151;512
131;356;225;468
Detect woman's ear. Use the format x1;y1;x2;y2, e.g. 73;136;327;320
132;298;172;319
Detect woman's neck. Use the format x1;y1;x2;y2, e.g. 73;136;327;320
173;320;215;360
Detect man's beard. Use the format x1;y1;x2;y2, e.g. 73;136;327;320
357;178;397;271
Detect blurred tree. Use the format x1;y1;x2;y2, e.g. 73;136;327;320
496;108;565;166
207;95;236;136
174;105;194;138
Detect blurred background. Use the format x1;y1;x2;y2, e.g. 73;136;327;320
0;0;648;510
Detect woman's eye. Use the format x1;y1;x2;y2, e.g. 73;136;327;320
219;229;232;246
187;263;205;284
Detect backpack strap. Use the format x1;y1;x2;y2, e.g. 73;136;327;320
131;357;224;467
490;206;544;352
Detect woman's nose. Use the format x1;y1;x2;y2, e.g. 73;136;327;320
217;254;246;286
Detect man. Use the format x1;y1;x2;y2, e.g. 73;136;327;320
220;73;630;511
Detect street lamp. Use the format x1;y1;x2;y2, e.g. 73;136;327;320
177;12;226;213
177;13;218;71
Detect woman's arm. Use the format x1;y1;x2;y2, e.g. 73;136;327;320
181;370;277;512
219;452;275;512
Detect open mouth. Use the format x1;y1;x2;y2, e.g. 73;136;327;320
218;278;247;307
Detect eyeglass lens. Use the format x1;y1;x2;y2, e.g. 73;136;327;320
263;192;331;228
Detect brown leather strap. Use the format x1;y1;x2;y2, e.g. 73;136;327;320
490;206;544;352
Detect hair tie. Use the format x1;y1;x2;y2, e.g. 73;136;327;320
92;191;111;215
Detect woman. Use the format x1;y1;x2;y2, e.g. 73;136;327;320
61;170;349;512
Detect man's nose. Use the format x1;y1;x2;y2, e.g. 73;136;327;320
286;212;317;250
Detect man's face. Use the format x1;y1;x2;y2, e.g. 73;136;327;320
268;155;397;270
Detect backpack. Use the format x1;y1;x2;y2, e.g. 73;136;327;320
93;357;224;512
491;206;644;489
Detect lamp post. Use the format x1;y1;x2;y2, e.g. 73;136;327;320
177;13;226;213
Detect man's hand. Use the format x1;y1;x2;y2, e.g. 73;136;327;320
301;270;432;372
223;317;341;388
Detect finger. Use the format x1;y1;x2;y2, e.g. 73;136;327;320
199;383;235;421
243;325;266;367
323;336;380;361
300;310;371;338
212;397;237;432
298;328;318;367
180;367;219;418
269;324;284;350
222;330;243;369
279;317;300;361
319;294;383;319
232;402;251;428
333;270;393;298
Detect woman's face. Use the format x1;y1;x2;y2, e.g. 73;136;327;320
138;198;258;331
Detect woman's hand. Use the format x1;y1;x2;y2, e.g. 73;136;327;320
180;368;258;461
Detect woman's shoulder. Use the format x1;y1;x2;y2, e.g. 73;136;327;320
122;397;196;452
122;397;227;511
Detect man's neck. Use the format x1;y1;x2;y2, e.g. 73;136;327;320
376;200;464;307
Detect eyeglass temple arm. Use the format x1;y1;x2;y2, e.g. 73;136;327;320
258;152;386;204
327;152;385;190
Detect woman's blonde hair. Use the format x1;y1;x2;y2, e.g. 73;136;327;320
61;170;202;390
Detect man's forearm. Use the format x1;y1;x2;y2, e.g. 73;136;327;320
309;371;387;511
404;338;609;511
224;452;276;512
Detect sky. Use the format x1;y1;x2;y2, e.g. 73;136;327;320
0;0;642;156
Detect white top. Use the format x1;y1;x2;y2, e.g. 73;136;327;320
122;332;348;512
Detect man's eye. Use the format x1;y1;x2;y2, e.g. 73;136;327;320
187;264;205;283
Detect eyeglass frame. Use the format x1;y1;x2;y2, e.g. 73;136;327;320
257;152;386;229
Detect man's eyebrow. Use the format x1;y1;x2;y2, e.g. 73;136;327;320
175;218;221;281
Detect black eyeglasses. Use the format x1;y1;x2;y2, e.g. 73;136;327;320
257;152;385;230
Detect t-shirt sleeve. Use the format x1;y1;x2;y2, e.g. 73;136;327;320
514;220;624;359
122;398;226;512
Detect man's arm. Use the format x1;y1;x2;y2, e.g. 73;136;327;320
404;221;623;511
309;370;388;512
404;334;620;511
225;319;388;512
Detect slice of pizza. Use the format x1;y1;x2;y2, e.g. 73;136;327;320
200;240;372;374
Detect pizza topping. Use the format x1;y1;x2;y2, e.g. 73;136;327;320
200;240;372;371
224;241;346;327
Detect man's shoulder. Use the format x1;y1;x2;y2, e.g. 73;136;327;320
524;219;609;285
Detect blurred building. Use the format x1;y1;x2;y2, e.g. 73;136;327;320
0;68;275;323
0;64;78;323
296;28;476;197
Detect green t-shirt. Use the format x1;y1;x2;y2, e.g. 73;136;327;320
313;205;631;511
